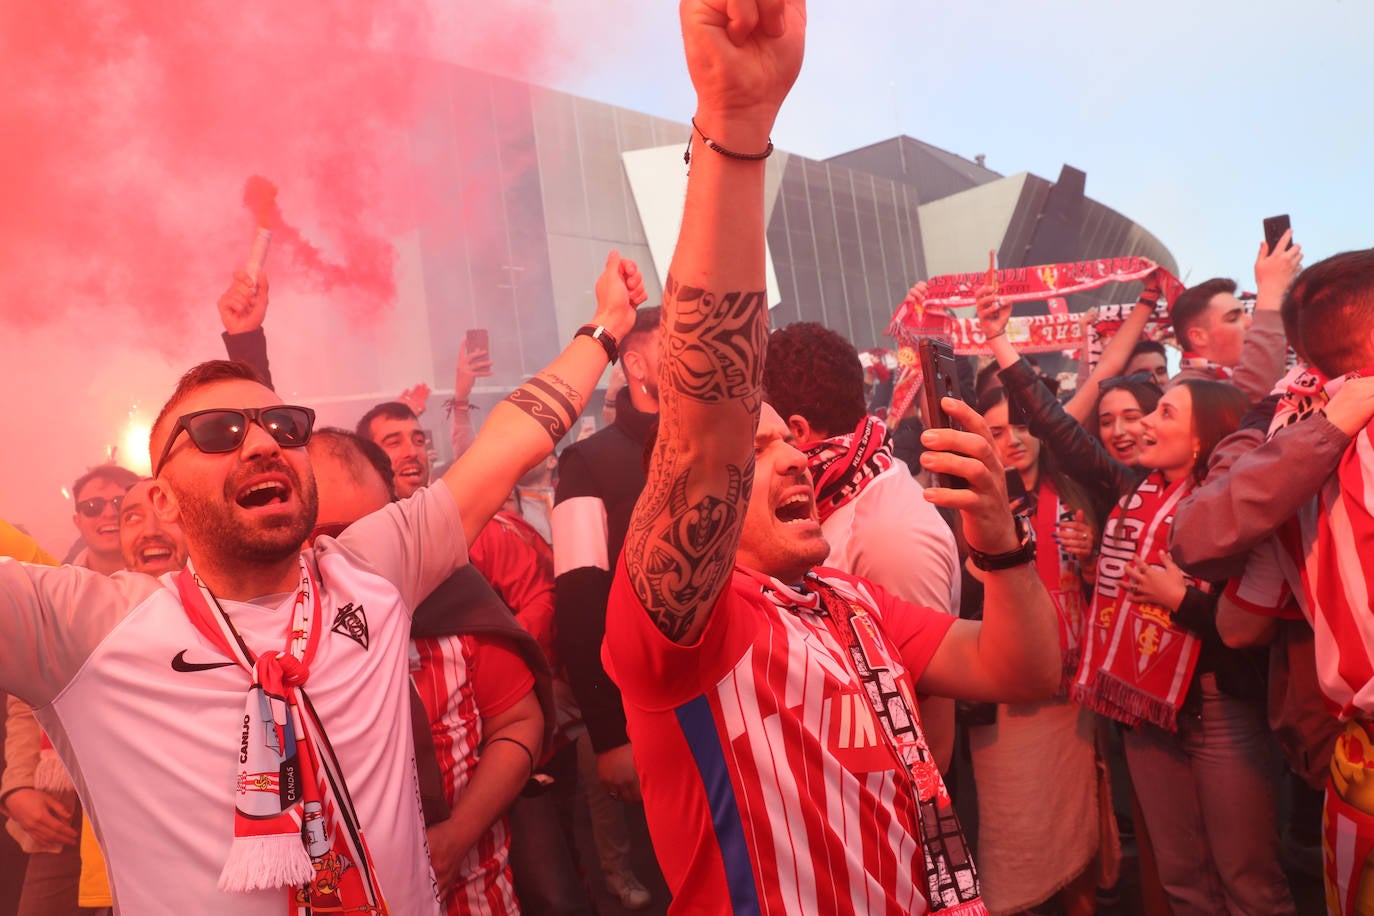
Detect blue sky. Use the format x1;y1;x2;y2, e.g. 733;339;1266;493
541;0;1368;288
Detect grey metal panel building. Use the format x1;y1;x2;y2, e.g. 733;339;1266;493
404;63;1175;408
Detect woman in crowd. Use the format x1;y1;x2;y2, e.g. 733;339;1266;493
978;290;1295;915
968;388;1106;915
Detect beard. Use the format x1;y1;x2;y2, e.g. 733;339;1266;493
172;458;319;566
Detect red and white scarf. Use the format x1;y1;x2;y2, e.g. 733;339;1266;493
803;415;895;524
1178;353;1234;381
1073;472;1206;730
176;560;390;914
1025;479;1088;691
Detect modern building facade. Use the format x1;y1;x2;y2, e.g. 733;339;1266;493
308;62;1175;457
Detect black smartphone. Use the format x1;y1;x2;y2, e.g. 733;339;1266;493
1263;214;1291;255
466;327;490;355
918;337;968;489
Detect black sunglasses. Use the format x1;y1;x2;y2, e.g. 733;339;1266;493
154;405;316;476
76;495;124;518
1100;371;1163;394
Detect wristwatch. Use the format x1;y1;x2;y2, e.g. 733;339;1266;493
968;514;1036;571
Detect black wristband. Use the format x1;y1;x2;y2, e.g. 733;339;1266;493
575;324;619;364
967;514;1037;571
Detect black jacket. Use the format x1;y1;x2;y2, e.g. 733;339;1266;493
553;387;656;753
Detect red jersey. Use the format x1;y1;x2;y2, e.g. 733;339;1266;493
605;562;984;915
411;634;533;916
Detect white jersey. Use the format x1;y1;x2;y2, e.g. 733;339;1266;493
0;484;467;916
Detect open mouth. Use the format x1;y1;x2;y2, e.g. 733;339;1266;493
1112;438;1137;453
774;493;814;525
396;463;425;482
236;479;291;509
97;524;120;537
138;541;174;565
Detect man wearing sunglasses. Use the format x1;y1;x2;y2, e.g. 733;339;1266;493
68;465;139;576
0;247;642;913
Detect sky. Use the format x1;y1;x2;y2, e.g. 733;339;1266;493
2;0;1367;554
547;0;1368;287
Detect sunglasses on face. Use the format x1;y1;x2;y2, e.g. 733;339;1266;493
154;405;316;476
76;495;124;518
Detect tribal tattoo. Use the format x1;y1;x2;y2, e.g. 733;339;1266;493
623;274;768;641
504;373;584;444
625;452;749;642
662;276;768;404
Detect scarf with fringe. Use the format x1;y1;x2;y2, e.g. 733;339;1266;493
1073;472;1206;730
176;560;390;914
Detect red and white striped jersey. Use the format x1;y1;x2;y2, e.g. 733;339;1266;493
1232;424;1374;721
411;634;533;916
605;562;984;915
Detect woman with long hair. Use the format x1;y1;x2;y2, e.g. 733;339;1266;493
967;388;1106;915
978;290;1296;914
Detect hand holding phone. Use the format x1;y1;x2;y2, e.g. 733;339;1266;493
1263;215;1291;255
465;328;490;357
918;337;968;489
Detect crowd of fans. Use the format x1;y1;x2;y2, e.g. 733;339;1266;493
4;2;1374;915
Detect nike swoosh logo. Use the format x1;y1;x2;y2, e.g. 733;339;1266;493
170;650;236;673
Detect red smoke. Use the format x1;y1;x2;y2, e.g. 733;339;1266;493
243;177;280;230
0;1;605;346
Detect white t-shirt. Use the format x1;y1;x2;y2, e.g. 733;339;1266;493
0;484;467;916
820;463;961;615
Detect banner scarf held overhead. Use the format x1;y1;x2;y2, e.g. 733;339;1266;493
885;257;1184;421
1071;472;1207;731
175;559;391;914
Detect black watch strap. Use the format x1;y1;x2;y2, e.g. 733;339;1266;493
968;515;1036;571
575;324;619;364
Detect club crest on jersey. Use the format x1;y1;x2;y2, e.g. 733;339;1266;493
331;602;369;650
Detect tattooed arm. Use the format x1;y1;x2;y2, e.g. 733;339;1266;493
620;0;805;644
440;252;644;547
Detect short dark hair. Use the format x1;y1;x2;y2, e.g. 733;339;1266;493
621;306;663;359
1129;340;1167;362
310;427;396;500
355;401;418;442
1170;278;1237;353
150;360;268;464
1179;378;1249;485
762;322;867;436
1288;249;1374;377
72;465;140;503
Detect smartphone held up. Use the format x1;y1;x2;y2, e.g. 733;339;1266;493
918;337;968;489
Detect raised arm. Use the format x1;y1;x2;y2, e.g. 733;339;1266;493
1061;278;1161;424
447;338;492;459
440;253;644;546
978;286;1137;500
1231;230;1303;403
621;0;804;644
218;270;274;389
